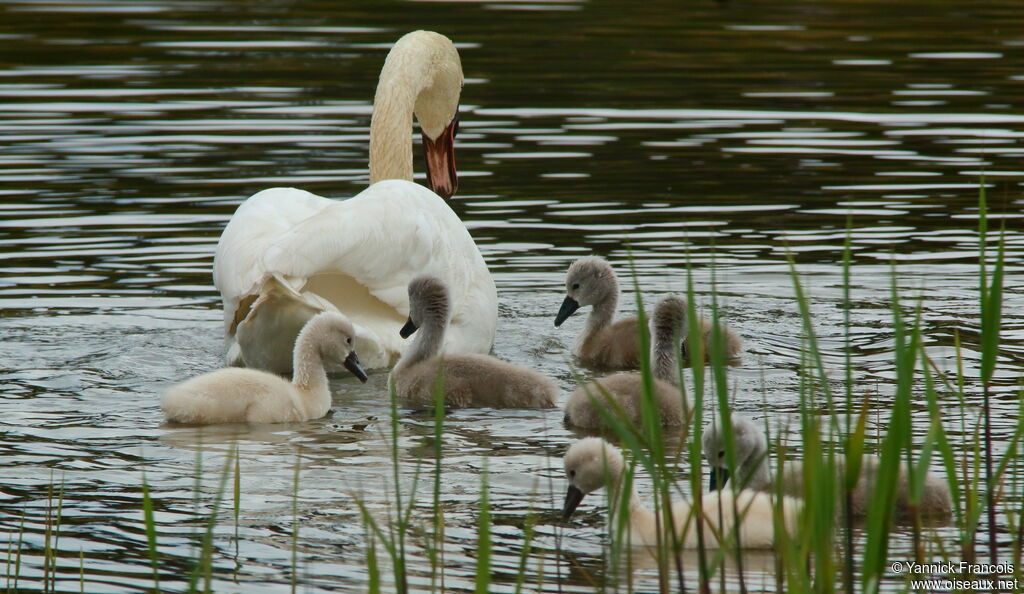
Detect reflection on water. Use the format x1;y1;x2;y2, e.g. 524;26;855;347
1;0;1022;590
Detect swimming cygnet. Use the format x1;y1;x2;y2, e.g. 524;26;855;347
562;438;801;548
162;311;368;424
702;415;953;519
553;256;742;370
564;296;689;429
389;275;557;409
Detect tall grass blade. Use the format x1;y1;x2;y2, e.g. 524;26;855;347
141;470;162;592
291;446;301;594
976;180;1005;563
187;449;233;593
429;369;446;592
474;462;492;594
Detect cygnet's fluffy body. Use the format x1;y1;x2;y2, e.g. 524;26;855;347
564;296;690;429
390;276;557;409
702;415;953;519
562;438;801;549
554;257;742;370
162;312;368;424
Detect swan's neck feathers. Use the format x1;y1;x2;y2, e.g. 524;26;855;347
369;77;416;184
652;336;681;385
739;449;774;492
369;31;461;184
402;318;446;369
583;292;618;342
291;324;330;414
613;486;672;548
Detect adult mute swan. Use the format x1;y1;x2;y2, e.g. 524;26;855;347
162;312;369;425
213;30;497;373
554;257;742;370
562;438;801;548
389;275;557;409
702;415;953;519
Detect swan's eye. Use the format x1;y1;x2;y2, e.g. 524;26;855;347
571;283;580;290
718;450;725;459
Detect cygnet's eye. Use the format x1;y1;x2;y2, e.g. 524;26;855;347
571;283;580;290
347;337;352;345
568;469;576;478
718;450;725;459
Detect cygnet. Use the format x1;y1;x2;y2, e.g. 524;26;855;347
562;438;802;548
162;311;368;424
564;295;690;429
702;415;953;519
554;256;742;370
389;275;557;409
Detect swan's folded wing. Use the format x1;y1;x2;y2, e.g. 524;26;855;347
260;180;482;322
213;187;333;324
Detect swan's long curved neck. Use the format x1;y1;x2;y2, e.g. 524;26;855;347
610;483;660;546
292;333;329;410
583;292;618;341
402;317;446;368
743;455;774;491
652;328;683;385
369;76;417;184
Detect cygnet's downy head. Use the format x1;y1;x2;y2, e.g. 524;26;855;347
554;257;619;327
651;296;688;343
702;415;767;491
401;275;450;338
308;312;368;382
562;437;626;519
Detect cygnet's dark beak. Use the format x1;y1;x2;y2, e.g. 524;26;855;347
422;113;458;200
554;296;580;327
562;485;585;519
344;351;368;383
399;316;418;338
709;466;729;491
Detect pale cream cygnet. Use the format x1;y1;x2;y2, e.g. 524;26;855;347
554;257;742;370
564;296;690;429
562;438;801;549
702;415;953;519
162;312;368;424
389;275;557;409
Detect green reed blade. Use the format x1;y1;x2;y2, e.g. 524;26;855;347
291;446;301;594
474;462;492;594
141;470;162;592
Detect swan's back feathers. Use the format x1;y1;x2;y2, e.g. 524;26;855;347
577;316;642;370
162;368;303;425
260;181;494;353
564;373;685;429
679;490;801;549
394;354;558;409
214;180;497;369
214;187;331;334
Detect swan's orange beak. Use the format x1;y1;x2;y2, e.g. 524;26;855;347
423;113;458;200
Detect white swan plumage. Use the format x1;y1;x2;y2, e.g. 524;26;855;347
213;30;497;373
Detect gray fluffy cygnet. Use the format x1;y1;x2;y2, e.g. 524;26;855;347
554;256;742;370
702;415;953;520
389;275;557;409
564;295;691;430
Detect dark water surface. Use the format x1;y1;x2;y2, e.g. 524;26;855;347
1;0;1023;591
